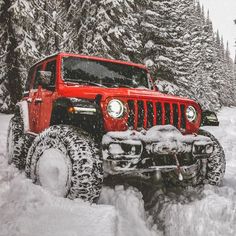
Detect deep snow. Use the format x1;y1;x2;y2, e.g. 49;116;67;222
1;107;236;236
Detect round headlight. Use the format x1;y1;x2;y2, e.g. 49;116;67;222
107;99;124;118
186;106;197;122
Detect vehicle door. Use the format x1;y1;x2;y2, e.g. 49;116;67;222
28;64;43;133
37;59;57;132
31;59;57;133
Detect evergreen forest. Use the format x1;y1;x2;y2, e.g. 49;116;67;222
0;0;235;112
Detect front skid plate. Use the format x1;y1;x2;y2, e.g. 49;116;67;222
103;159;200;177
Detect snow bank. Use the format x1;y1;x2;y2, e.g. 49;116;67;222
159;186;236;236
203;107;236;187
0;114;157;236
99;186;159;236
150;107;236;236
0;114;117;236
1;107;236;236
0;174;116;236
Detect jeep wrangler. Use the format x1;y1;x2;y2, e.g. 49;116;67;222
6;52;225;202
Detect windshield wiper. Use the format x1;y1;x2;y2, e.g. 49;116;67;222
65;79;107;88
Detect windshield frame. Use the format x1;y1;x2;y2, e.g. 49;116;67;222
61;56;154;90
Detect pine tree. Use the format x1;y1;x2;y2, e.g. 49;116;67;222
0;0;235;112
79;0;144;62
142;0;177;81
60;0;85;52
0;0;9;111
0;0;39;112
222;42;235;105
234;54;236;93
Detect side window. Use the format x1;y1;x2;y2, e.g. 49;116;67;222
45;60;56;87
24;67;34;95
33;65;43;89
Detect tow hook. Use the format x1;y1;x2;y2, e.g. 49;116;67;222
174;154;183;181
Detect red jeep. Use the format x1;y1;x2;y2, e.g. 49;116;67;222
7;52;225;202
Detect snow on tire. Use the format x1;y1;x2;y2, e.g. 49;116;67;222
25;125;103;202
6;115;31;169
199;129;226;186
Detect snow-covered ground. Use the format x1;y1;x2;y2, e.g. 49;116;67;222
1;107;236;236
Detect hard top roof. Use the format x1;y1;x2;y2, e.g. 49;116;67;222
30;52;147;69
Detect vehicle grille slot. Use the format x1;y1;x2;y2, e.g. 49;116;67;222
127;100;135;128
164;103;171;124
173;103;179;128
180;104;186;129
137;101;144;128
156;102;162;125
127;99;186;131
147;101;154;128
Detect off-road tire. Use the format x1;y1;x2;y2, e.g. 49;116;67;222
6;114;32;169
199;129;226;186
25;125;103;202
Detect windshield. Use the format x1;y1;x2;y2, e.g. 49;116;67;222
62;57;152;89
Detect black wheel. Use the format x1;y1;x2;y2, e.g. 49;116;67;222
6;114;31;169
25;125;103;202
199;129;226;186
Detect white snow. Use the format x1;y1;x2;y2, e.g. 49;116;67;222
1;107;236;235
153;107;236;235
99;186;159;236
0;114;116;236
145;59;154;67
17;100;29;132
37;148;71;197
103;125;212;157
0;114;155;236
155;80;179;95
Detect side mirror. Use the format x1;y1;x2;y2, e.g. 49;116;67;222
38;71;52;88
201;110;219;126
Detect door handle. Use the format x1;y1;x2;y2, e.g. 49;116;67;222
35;98;43;104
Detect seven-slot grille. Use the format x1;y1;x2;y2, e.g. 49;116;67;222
127;100;186;130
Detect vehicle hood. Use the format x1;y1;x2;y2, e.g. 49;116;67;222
59;85;195;104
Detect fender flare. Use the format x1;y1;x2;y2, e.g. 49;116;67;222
50;96;103;129
15;101;29;133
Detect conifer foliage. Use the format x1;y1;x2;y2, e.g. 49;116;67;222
0;0;235;112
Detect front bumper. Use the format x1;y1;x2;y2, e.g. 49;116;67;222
102;125;213;179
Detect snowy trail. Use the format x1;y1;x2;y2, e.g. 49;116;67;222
149;107;236;235
0;114;157;236
1;108;236;236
